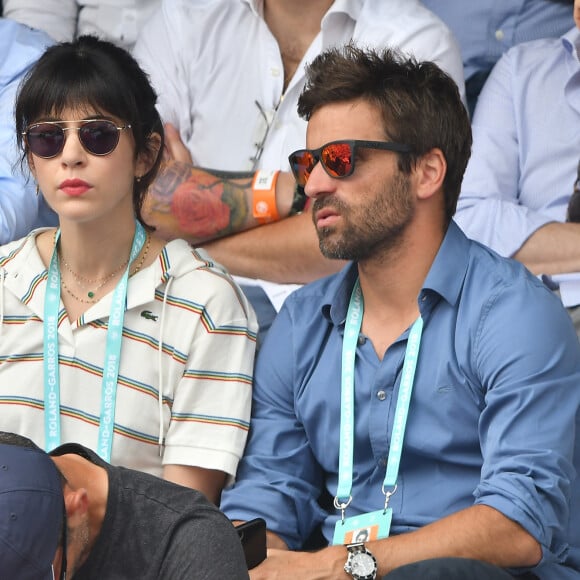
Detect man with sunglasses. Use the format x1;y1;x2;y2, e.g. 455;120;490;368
0;431;249;579
220;45;580;579
133;0;465;344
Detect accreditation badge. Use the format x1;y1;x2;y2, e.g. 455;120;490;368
332;508;392;545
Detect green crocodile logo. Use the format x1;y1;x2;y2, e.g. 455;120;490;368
140;310;158;321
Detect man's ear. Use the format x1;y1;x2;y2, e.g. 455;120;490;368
63;485;89;525
136;132;162;179
415;148;446;200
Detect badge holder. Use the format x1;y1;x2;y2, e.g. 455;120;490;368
332;486;396;545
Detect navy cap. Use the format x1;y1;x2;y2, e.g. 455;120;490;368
0;444;64;579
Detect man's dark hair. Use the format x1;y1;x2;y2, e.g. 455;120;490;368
0;431;42;450
297;44;472;224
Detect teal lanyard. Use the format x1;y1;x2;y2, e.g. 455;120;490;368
43;222;146;460
335;278;423;511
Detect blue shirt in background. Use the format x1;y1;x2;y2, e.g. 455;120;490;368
422;0;571;81
221;221;580;579
456;27;580;260
0;18;58;245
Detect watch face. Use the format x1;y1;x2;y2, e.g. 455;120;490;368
351;553;376;576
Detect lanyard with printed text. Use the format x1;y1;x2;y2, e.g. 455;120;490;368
43;221;146;461
334;278;423;540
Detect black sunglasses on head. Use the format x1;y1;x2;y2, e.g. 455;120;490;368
288;139;412;187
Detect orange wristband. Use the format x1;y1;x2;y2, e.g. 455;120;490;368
252;170;280;224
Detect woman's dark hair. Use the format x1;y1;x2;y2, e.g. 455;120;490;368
298;44;472;225
15;35;164;227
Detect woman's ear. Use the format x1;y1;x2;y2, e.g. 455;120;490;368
136;132;162;179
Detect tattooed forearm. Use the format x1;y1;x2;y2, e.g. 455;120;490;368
143;160;254;243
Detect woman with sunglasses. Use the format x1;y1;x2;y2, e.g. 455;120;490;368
0;35;258;503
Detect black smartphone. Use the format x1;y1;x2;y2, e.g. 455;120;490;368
235;518;267;569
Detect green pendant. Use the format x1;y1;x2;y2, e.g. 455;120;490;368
88;291;95;299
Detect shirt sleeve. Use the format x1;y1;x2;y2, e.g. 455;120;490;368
162;272;258;480
220;302;329;550
471;275;580;565
0;81;56;244
455;49;556;257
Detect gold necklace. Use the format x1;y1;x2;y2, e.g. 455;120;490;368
60;255;130;299
56;231;151;303
130;232;151;277
61;277;100;304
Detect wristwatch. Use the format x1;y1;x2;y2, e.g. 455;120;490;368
344;543;377;580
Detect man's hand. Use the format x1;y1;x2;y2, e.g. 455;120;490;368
164;122;193;164
250;547;347;580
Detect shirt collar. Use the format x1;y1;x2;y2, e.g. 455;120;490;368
321;220;471;326
561;26;580;61
240;0;362;23
422;220;470;308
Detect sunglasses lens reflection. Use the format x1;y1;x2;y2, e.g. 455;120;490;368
321;143;353;178
289;142;355;187
290;150;315;187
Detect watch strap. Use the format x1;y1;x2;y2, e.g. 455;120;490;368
344;542;377;580
288;184;307;216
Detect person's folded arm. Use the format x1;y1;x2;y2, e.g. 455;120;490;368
455;46;571;264
513;221;580;275
144;159;345;284
203;211;345;283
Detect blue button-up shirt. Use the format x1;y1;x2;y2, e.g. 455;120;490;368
421;0;571;81
222;222;580;578
0;18;58;245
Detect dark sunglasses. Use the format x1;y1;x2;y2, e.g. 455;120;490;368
288;139;412;187
23;119;131;159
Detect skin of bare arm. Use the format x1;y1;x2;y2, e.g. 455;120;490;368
513;221;580;275
144;123;346;282
162;464;226;505
203;209;346;283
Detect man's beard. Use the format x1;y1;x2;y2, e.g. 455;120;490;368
313;172;414;261
67;518;91;576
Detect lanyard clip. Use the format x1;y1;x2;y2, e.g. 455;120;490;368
381;484;398;513
333;495;352;524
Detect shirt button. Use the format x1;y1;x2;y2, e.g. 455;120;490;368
379;457;387;467
271;67;280;77
495;29;504;41
377;390;386;401
357;335;367;346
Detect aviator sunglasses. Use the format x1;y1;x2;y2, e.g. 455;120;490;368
23;119;132;159
288;139;412;187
